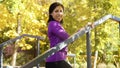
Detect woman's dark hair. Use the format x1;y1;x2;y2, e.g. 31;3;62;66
48;2;64;24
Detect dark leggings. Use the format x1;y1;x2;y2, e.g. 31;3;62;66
45;60;72;68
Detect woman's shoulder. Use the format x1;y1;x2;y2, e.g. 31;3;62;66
49;21;58;24
49;21;59;26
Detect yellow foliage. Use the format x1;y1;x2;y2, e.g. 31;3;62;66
4;30;18;38
0;0;120;65
25;44;32;50
40;41;46;45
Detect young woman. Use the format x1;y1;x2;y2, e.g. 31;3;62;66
46;2;72;68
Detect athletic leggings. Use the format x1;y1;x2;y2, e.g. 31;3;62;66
45;60;72;68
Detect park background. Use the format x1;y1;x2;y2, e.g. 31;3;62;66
0;0;120;68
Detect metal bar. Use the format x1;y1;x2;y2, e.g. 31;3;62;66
86;31;91;68
111;15;120;22
0;36;22;47
22;34;44;40
36;38;40;68
0;47;3;68
93;14;112;27
0;34;44;47
118;22;120;38
93;14;120;28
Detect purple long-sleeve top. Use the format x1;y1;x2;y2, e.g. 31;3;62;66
46;21;69;62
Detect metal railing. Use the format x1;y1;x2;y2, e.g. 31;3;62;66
0;14;119;68
21;14;120;68
0;34;44;68
119;22;120;38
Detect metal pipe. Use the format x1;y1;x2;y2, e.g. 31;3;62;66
0;47;3;68
86;31;91;68
118;22;120;38
36;38;40;68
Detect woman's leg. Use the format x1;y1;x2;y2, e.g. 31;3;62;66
45;62;57;68
45;60;72;68
57;60;72;68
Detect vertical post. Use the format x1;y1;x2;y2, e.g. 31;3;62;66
118;22;120;38
73;55;76;68
0;47;3;68
36;38;40;68
86;31;91;68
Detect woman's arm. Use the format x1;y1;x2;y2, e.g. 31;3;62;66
50;21;69;40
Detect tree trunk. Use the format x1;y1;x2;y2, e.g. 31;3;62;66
93;2;98;68
93;51;98;68
11;13;21;66
11;45;18;66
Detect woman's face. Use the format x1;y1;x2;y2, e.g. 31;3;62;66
51;6;64;22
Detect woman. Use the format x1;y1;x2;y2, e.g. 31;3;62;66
46;2;72;68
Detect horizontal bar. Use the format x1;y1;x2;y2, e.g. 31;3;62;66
0;34;44;47
0;36;22;47
21;34;44;40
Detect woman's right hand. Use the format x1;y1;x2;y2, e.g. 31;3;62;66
86;22;94;28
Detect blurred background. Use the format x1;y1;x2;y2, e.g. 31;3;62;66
0;0;120;68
